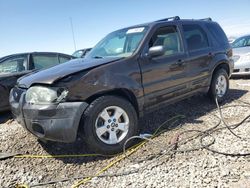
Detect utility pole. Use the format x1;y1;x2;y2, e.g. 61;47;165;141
69;17;77;51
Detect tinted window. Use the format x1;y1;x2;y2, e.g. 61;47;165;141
149;26;183;56
0;55;28;74
32;54;59;69
232;36;250;48
206;23;228;46
59;56;71;64
183;24;209;51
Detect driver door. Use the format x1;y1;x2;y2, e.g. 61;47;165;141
139;25;189;110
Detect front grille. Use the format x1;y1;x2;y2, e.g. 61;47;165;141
12;87;25;102
233;69;240;73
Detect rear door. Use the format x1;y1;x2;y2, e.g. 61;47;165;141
0;54;29;109
181;23;212;91
139;24;189;109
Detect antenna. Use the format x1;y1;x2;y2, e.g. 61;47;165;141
69;17;77;51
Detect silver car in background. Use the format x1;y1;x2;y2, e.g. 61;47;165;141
232;35;250;76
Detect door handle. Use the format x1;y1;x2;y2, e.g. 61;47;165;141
176;59;185;66
208;52;214;57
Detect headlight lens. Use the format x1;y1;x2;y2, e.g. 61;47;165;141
25;86;68;104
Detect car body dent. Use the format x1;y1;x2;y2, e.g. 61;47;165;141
56;57;144;114
17;57;124;88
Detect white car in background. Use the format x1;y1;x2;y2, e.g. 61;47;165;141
232;35;250;76
228;36;236;44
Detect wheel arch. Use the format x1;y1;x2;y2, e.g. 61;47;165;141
85;88;140;117
209;60;230;85
212;61;230;76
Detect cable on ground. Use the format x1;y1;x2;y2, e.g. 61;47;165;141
12;97;250;188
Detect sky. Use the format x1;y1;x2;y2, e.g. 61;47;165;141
0;0;250;57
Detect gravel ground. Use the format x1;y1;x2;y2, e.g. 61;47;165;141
1;78;250;188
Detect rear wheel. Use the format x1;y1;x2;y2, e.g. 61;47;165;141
82;96;138;154
208;69;229;102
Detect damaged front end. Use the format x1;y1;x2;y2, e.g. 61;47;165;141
9;57;124;143
10;85;88;142
9;54;138;144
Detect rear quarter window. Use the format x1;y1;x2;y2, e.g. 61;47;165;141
206;23;228;46
183;24;209;51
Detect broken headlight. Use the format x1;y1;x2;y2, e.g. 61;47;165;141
25;86;68;104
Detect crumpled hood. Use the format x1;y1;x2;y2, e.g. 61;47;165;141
17;57;122;88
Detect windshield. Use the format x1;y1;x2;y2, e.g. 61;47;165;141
231;36;250;48
86;27;148;58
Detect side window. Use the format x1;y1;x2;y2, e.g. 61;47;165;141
247;38;250;46
0;55;28;74
59;56;71;64
206;23;228;46
32;54;59;69
183;24;209;51
125;33;145;53
149;26;183;56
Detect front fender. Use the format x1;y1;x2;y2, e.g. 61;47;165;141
60;59;144;113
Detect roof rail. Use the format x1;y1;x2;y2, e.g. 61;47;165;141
155;16;180;22
200;17;212;21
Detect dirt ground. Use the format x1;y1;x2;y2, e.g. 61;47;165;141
1;78;250;188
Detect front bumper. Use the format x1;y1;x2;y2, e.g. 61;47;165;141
10;87;88;143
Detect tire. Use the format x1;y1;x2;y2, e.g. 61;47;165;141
82;95;138;154
208;69;229;103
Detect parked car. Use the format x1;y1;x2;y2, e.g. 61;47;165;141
72;48;92;58
10;17;233;154
231;34;250;76
228;36;236;44
0;52;73;111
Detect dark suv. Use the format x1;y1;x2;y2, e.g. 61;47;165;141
10;17;233;154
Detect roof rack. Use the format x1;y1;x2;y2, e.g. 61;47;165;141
200;17;212;21
155;16;180;22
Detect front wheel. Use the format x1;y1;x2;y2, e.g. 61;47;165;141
82;96;138;154
208;69;229;102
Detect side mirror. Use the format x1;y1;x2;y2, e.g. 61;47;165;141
147;46;164;58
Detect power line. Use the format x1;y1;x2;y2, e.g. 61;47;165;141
69;17;77;51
